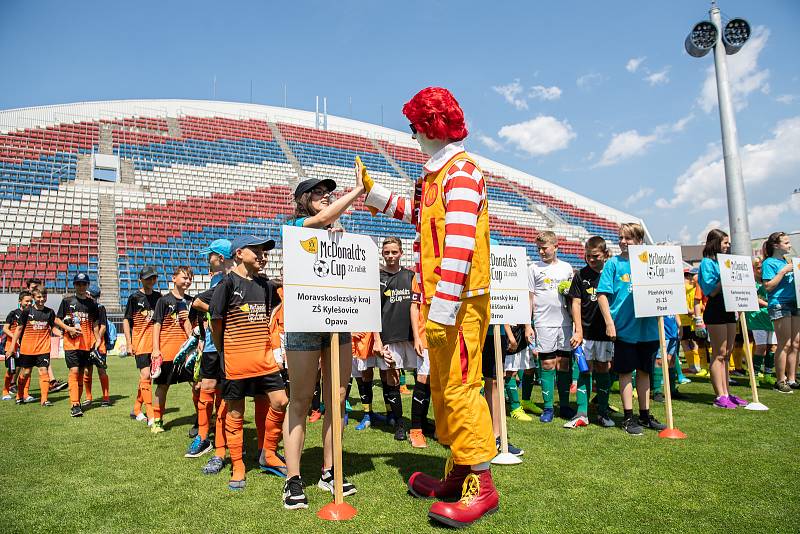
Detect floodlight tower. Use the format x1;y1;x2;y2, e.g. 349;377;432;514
685;1;752;255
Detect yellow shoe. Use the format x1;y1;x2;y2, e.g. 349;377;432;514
509;406;533;422
696;368;710;378
399;385;412;395
150;419;165;434
520;400;542;415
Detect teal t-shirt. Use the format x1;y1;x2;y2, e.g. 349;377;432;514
762;257;796;308
597;255;658;343
698;257;721;296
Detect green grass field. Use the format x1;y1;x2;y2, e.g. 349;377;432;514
1;356;798;533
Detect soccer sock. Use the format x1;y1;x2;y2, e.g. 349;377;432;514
22;374;31;398
198;389;215;440
384;383;402;422
139;378;153;420
595;372;611;415
262;407;286;466
685;348;699;369
399;371;406;387
668;366;678;393
38;372;49;404
345;379;353;406
556;369;570;410
505;377;521;411
753;353;764;373
766;351;775;372
639;408;649;421
411;381;431;429
99;373;109;401
225;410;245;481
541;368;556;409
16;374;29;401
133;385;143;416
675;354;687;381
215;397;227;457
83;371;92;401
571;362;579;384
356;377;373;413
733;346;745;370
192;387;200;415
652;365;664;394
521;371;535;401
576;372;591;416
254;396;267;453
3;371;12;396
68;370;80;406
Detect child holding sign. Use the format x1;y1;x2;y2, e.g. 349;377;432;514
597;223;667;435
761;231;799;393
698;230;748;408
282;173;366;509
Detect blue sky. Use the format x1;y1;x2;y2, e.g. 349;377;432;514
2;0;798;244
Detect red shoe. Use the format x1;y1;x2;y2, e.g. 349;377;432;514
308;409;322;423
428;470;499;528
408;457;470;500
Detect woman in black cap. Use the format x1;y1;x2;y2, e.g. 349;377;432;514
282;171;366;509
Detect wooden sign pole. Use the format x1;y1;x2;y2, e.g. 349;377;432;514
491;325;521;465
657;316;686;439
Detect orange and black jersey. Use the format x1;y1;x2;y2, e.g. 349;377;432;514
124;290;162;356
4;309;23;354
95;304;108;355
57;296;99;351
152;293;195;361
17;306;56;356
210;272;281;380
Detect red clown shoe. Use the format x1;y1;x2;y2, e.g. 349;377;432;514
428;470;499;528
408;457;470;500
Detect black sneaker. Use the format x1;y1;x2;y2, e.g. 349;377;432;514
639;414;667;431
101;399;111;408
15;399;23;405
70;405;84;417
318;468;357;496
789;381;800;390
596;413;615;428
652;392;665;403
621;417;643;436
188;422;199;439
774;381;793;394
394;422;407;441
41;401;53;407
283;476;309;510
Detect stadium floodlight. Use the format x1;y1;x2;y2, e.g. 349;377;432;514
684;2;753;258
722;18;750;55
685;21;718;57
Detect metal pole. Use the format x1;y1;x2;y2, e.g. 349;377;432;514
323;97;328;130
250;80;253;103
284;84;287;107
710;6;752;256
316;96;320;129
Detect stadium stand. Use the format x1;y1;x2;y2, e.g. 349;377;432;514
0;100;647;312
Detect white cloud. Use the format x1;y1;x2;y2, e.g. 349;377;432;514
529;85;562;101
497;116;576;157
669;113;694;133
776;94;797;104
477;134;504;152
576;72;603;89
596;130;657;167
492;79;528;110
626;57;646;73
696;219;727;244
656;115;800;210
748;195;800;237
698;26;770;113
623;187;654;207
644;66;670;86
678;225;692;244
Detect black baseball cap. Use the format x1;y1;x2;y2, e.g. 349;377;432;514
139;266;158;279
72;273;90;284
294;178;337;199
229;235;276;255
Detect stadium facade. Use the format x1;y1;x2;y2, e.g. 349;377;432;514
0;99;649;312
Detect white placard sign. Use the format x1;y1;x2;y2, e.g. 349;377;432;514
490;245;531;325
793;257;800;308
717;254;759;312
282;226;381;333
629;245;688;317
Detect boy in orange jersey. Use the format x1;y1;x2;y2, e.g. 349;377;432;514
209;235;286;490
57;273;102;417
81;285;111;408
123;267;162;426
2;291;33;401
10;288;63;406
150;266;195;433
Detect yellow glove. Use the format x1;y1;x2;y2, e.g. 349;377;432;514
355;156;378;215
425;319;448;348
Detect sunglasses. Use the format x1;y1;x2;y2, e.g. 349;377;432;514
409;123;417;135
310;187;331;198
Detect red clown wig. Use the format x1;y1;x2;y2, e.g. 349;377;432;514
402;87;468;142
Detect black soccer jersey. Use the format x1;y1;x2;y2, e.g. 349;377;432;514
379;268;415;344
567;265;610;342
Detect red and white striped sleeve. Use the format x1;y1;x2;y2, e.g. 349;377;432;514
427;158;486;325
363;183;413;224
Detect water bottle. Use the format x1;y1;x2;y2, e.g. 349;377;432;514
574;345;589;373
72;314;82;338
8;352;16;373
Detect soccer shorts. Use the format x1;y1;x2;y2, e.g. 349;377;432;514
135;354;152;370
611;340;658;374
65;350;90;369
583;340;614;362
378;341;418;371
481;334;508;380
504;347;534;372
18;353;50;369
416;349;430;375
752;330;777;345
534;325;571;353
222;371;285;401
153;361;193;385
352;356;376;378
200;351;223;381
